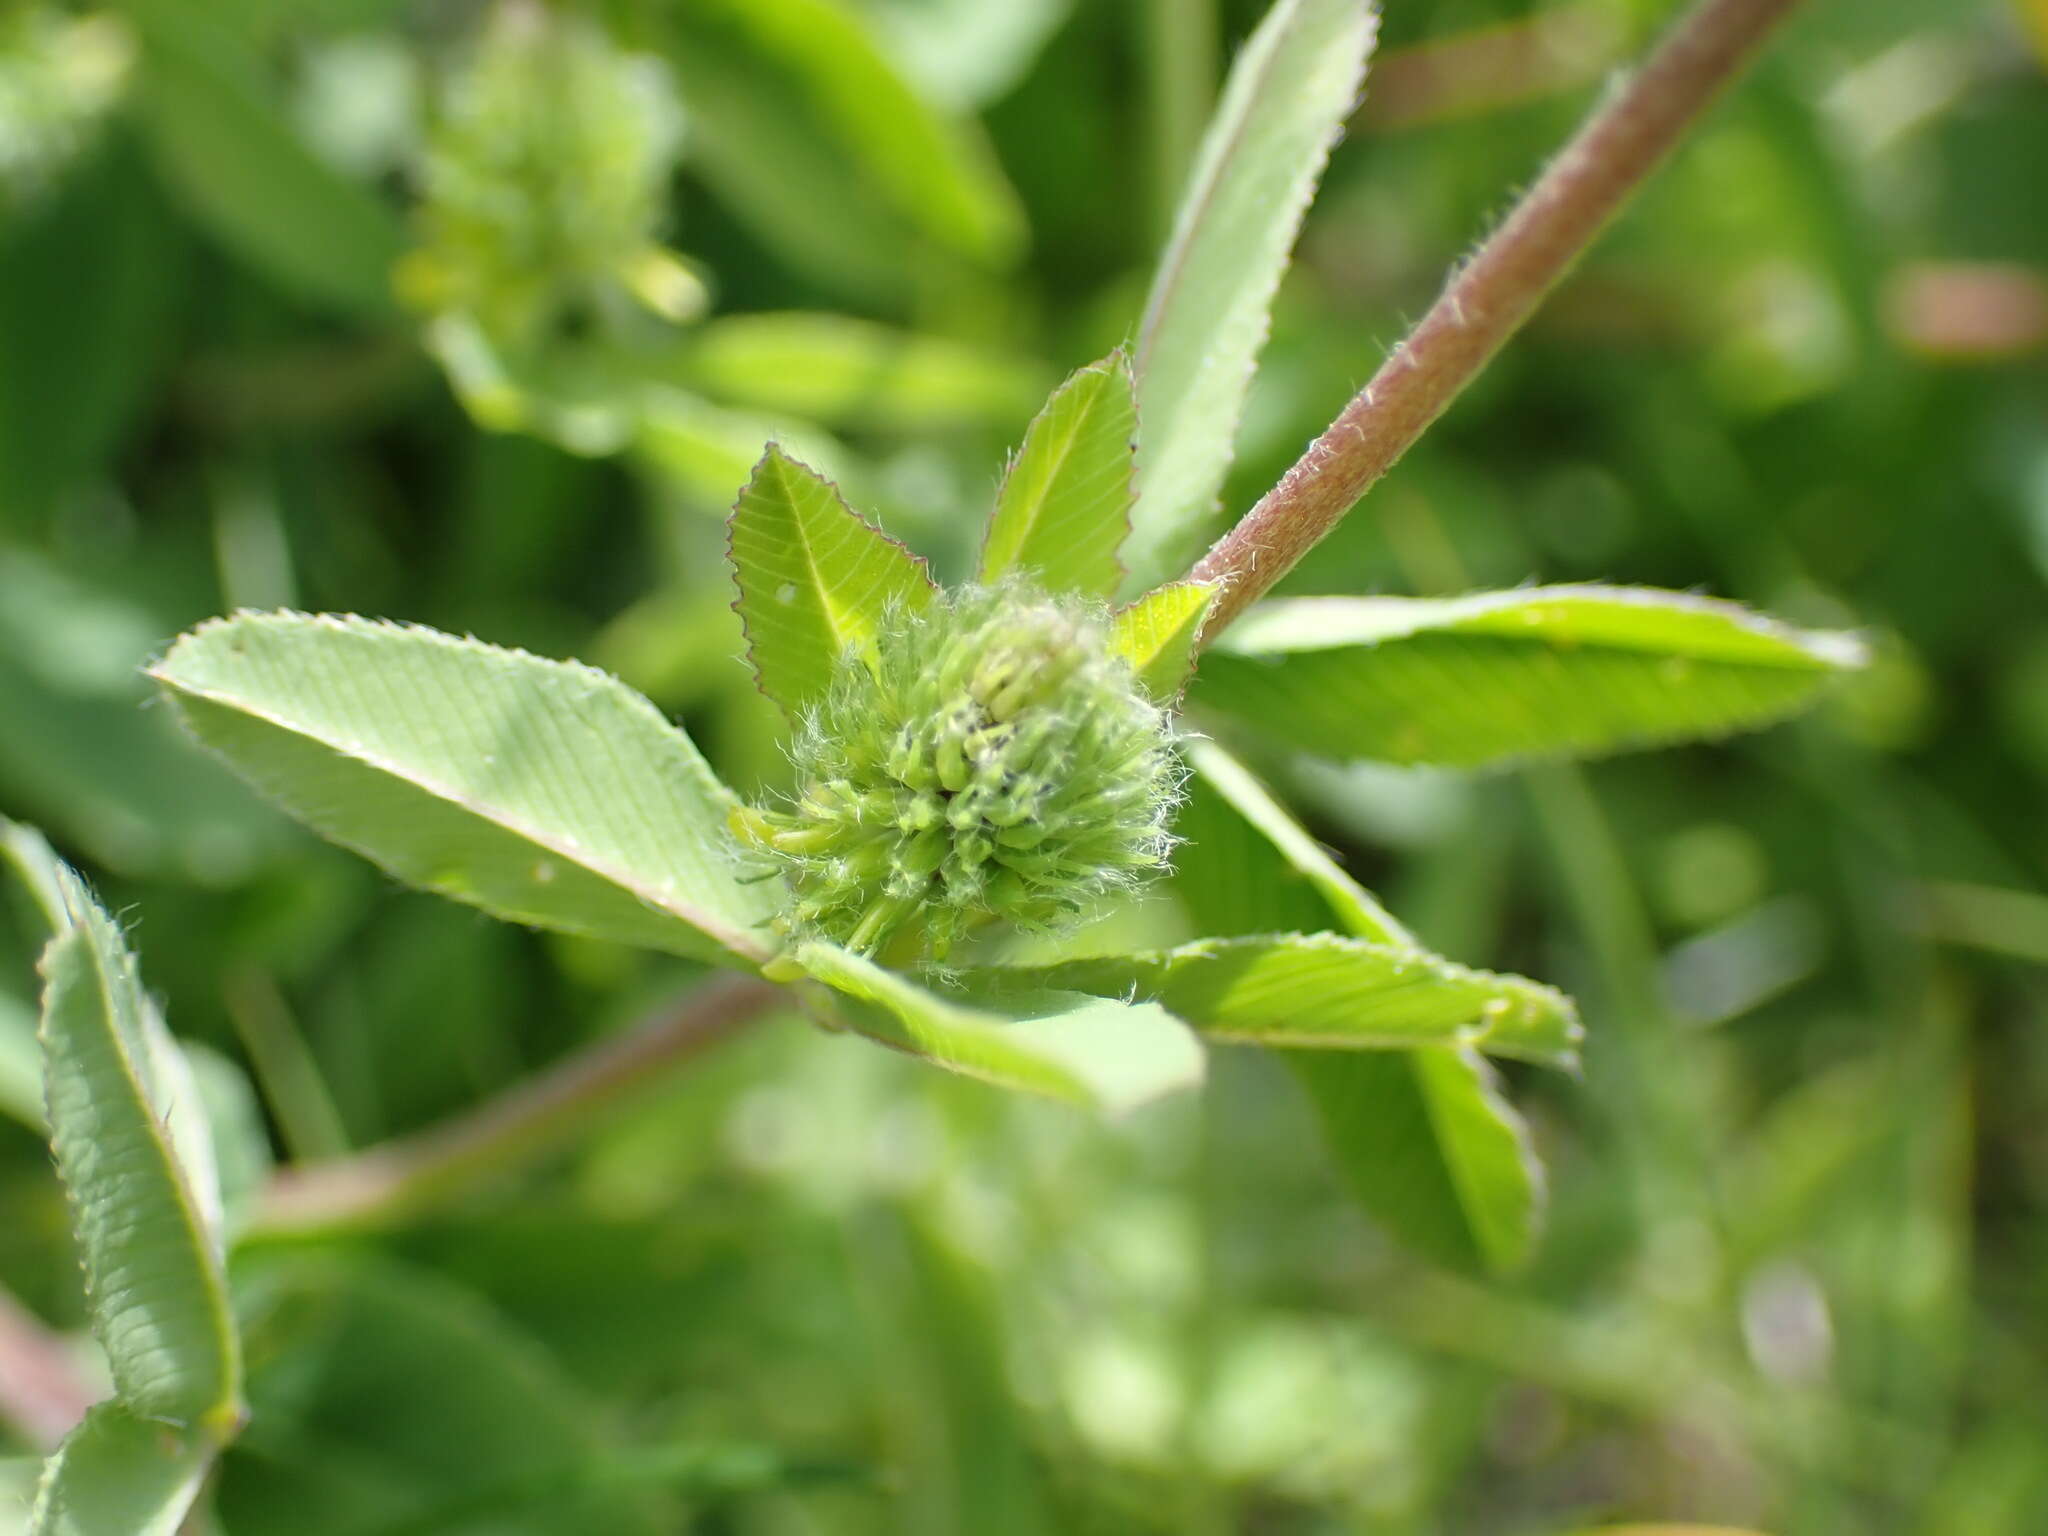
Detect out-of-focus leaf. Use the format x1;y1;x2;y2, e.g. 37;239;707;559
0;990;40;1131
995;935;1580;1066
634;389;850;514
1110;581;1219;703
796;940;1204;1113
127;5;403;316
1181;738;1411;943
848;1209;1055;1534
650;0;1022;298
27;1403;212;1536
0;140;182;526
979;353;1134;598
0;552;289;883
0;818;67;932
182;1043;273;1243
1175;744;1544;1272
1124;0;1376;588
686;313;1044;432
851;0;1072;109
17;835;239;1428
1295;1049;1541;1272
217;1255;660;1536
1195;587;1866;767
149;614;778;966
729;446;936;717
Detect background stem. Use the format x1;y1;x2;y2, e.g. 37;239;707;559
1186;0;1808;636
0;1284;95;1451
252;972;782;1234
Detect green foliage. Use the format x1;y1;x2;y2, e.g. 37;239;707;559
218;1256;663;1535
1125;0;1378;587
1294;1048;1541;1275
129;5;402;317
979;353;1136;597
729;446;938;717
1108;580;1221;702
29;1403;213;1536
149;614;777;967
0;8;129;214
793;941;1203;1113
685;313;1046;433
648;0;1023;299
2;822;242;1534
0;0;2034;1531
12;830;238;1428
999;934;1579;1066
1195;586;1865;767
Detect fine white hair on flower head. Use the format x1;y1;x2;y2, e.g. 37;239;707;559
732;582;1180;964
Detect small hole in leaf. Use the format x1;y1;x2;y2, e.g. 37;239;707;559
776;583;798;604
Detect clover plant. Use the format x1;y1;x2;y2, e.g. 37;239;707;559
5;0;1846;1527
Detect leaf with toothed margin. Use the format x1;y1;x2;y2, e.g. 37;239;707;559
794;940;1204;1113
979;353;1135;599
6;830;241;1434
983;934;1580;1068
1111;580;1221;704
730;445;937;716
1193;586;1867;768
149;614;780;967
1124;0;1377;590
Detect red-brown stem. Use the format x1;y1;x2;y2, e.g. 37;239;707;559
1188;0;1808;637
251;972;782;1234
0;1285;96;1451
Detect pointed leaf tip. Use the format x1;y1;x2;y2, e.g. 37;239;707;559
980;352;1136;599
1196;586;1866;767
1125;0;1379;589
1112;580;1221;703
729;445;936;716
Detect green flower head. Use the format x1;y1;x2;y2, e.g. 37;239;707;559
736;583;1180;964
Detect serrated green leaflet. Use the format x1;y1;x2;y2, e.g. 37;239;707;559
730;447;937;717
999;934;1580;1067
1173;746;1545;1273
1290;1048;1542;1273
28;1403;213;1536
1124;0;1376;589
150;614;777;966
1109;580;1219;703
979;353;1134;598
796;941;1203;1113
1195;586;1866;767
31;859;239;1428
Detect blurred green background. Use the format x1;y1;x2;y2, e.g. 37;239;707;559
2;0;2046;1531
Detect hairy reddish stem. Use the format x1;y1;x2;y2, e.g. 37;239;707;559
252;972;781;1234
1188;0;1808;637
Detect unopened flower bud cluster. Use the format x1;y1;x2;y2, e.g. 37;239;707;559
739;586;1179;963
